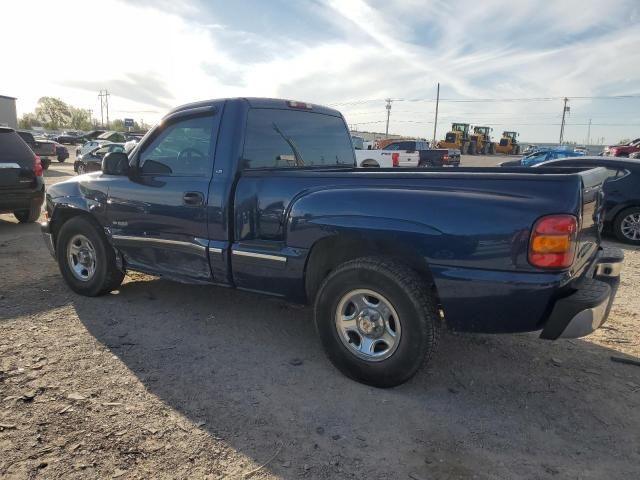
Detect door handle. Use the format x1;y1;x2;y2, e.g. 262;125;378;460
183;191;204;206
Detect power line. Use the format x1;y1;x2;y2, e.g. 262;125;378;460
332;93;640;107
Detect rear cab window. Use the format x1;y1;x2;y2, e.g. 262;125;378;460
242;109;354;169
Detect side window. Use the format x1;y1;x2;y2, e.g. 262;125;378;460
242;109;354;169
139;115;213;176
111;145;124;153
384;143;401;150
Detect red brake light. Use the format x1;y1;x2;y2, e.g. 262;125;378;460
443;154;449;161
34;155;43;176
392;152;400;167
528;214;577;269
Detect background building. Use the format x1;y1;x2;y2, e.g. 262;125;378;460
0;95;18;128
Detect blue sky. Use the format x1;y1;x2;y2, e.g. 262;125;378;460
4;0;640;143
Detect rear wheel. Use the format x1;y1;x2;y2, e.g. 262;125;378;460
614;207;640;245
490;143;497;154
482;143;488;155
468;142;477;155
14;204;41;223
314;257;440;387
56;216;125;296
77;163;86;175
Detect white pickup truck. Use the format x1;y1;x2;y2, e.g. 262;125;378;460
355;148;419;168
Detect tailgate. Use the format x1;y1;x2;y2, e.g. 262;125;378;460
574;167;608;271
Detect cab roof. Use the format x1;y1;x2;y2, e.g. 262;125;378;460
165;97;343;119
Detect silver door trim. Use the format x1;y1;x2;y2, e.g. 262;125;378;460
111;235;207;253
232;249;287;263
0;163;21;169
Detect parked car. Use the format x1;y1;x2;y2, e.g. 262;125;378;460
96;131;127;143
75;139;109;158
500;147;586;167
0;127;45;223
42;97;623;387
53;142;69;162
630;151;640;159
124;134;144;153
603;138;640;157
54;131;84;145
76;130;105;143
74;143;125;174
534;156;640;244
16;130;56;170
383;140;460;167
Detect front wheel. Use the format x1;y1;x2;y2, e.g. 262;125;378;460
77;163;86;175
314;258;440;387
614;207;640;245
56;216;125;296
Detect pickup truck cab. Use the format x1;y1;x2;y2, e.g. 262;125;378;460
17;130;56;169
42;98;623;387
383;140;461;167
355;146;419;168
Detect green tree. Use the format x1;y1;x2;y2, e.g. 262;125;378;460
69;107;93;130
34;97;72;129
18;113;42;129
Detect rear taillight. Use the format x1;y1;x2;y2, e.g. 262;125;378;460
392;152;400;167
443;154;449;162
34;155;43;176
528;214;577;269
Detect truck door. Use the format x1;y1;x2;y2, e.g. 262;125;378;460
106;108;221;282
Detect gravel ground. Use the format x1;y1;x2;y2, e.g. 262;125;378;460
1;154;639;479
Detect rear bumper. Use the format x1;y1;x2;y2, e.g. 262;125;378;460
0;183;45;213
540;246;623;339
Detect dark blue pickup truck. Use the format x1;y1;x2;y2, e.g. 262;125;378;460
42;98;623;387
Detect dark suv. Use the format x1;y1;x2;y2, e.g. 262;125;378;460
0;127;45;223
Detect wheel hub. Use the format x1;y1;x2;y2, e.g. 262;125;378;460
334;288;402;362
357;309;384;338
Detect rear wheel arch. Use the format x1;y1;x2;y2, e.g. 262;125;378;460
303;234;439;305
360;159;380;168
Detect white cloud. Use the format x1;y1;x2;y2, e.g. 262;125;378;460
3;0;639;143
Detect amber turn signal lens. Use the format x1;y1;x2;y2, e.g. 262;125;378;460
529;215;577;269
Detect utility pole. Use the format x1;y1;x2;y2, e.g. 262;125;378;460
432;82;440;147
105;90;110;129
98;91;105;128
559;97;569;144
98;90;110;128
385;98;392;138
586;118;592;145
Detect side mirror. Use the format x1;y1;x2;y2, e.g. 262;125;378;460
102;152;130;175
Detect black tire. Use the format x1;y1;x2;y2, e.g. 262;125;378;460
77;163;86;175
468;142;477;155
482;143;488;155
314;257;441;388
56;216;125;296
42;158;51;170
460;142;468;155
613;206;640;245
14;204;41;223
490;143;497;154
57;157;66;163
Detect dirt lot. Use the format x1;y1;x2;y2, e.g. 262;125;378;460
1;154;639;479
